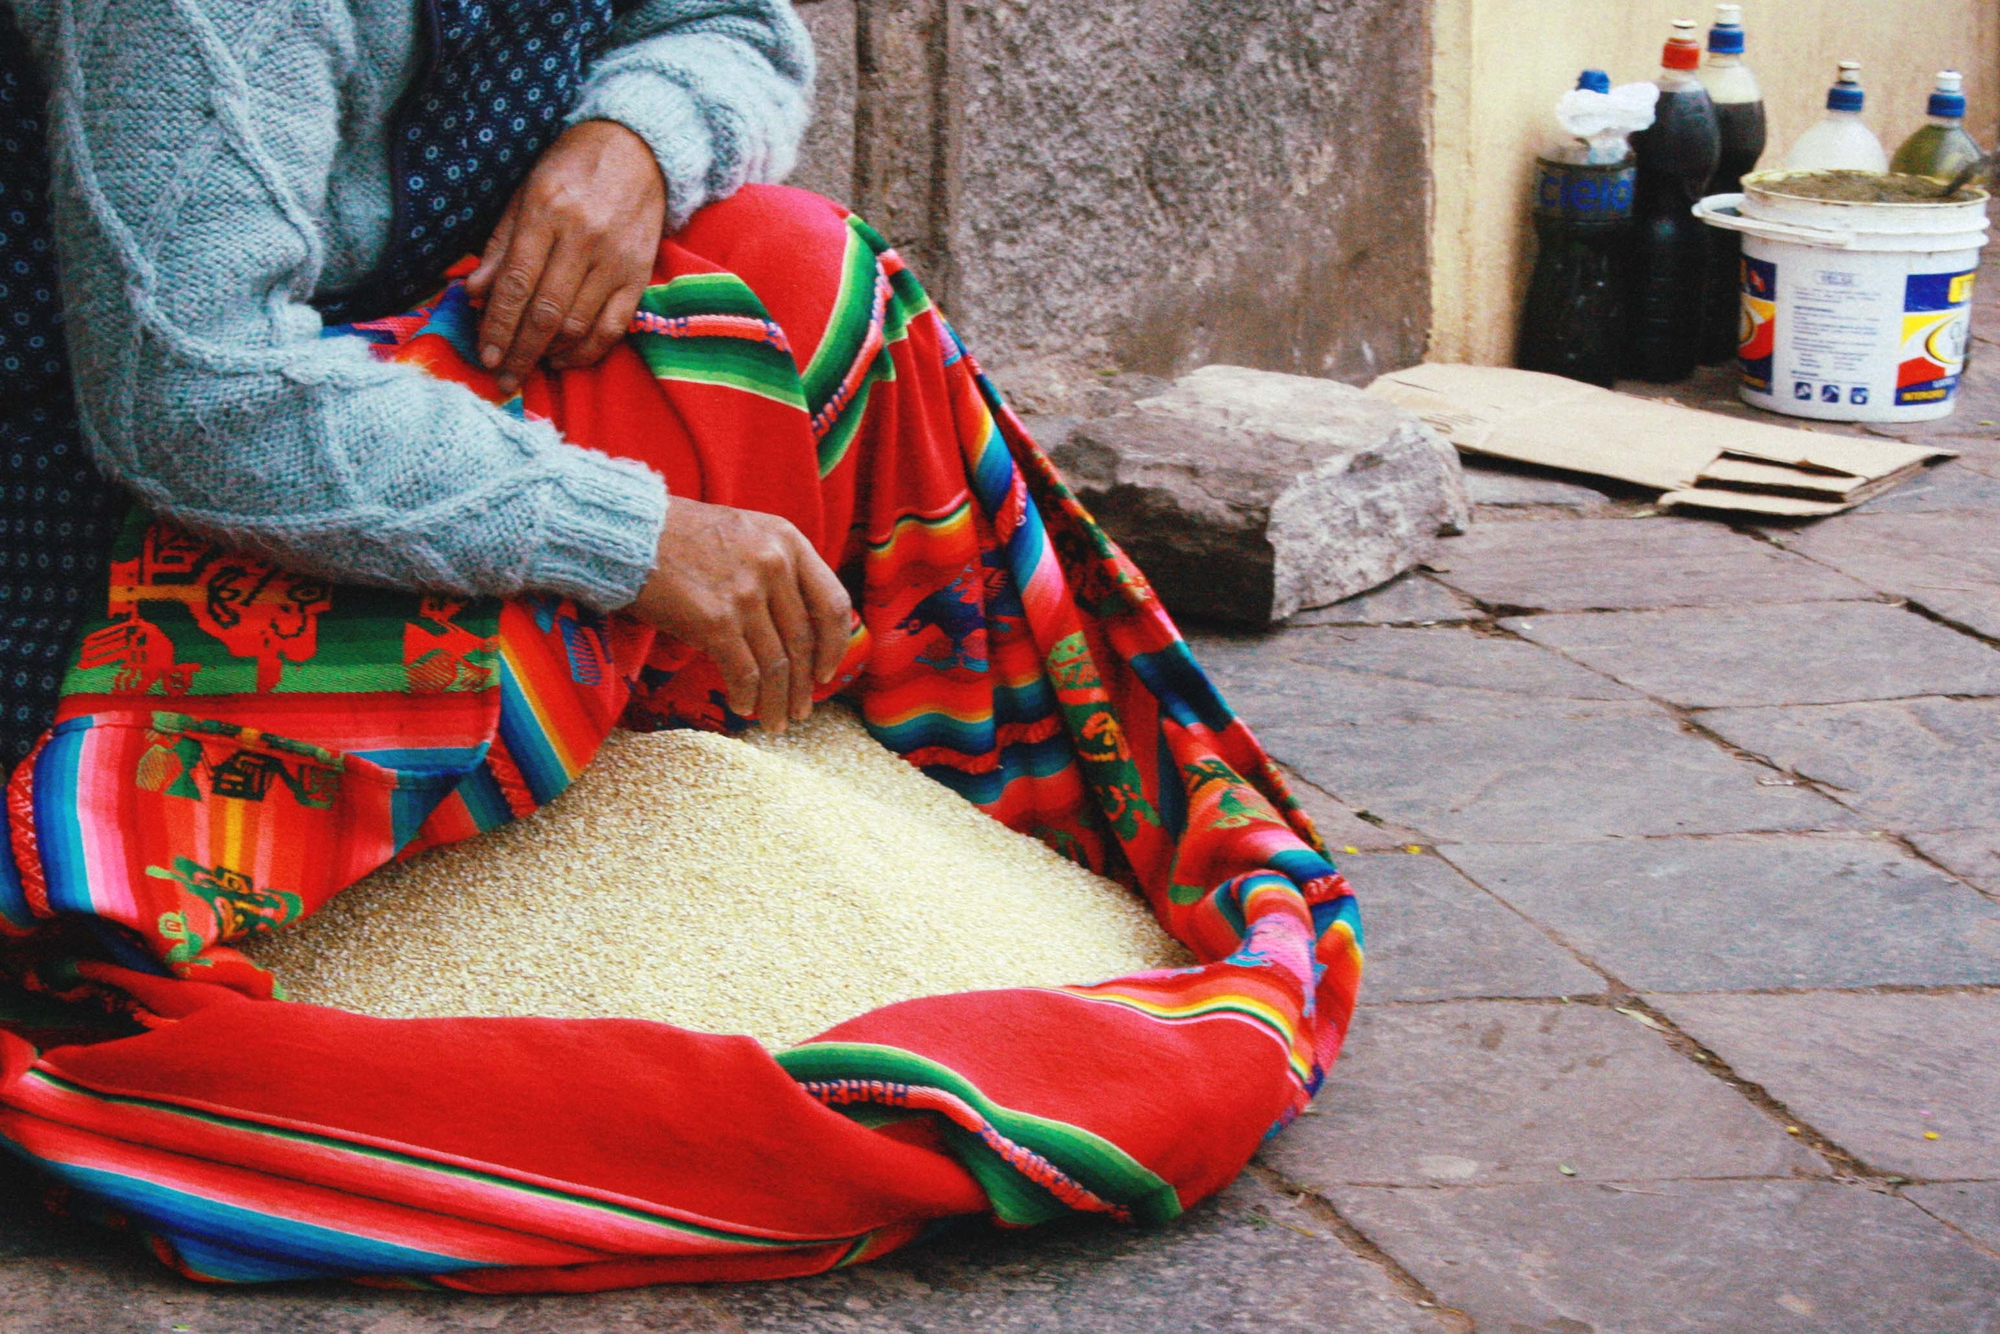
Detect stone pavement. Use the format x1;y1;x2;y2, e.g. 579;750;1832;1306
8;285;2000;1334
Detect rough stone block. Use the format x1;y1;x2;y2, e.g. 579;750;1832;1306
1700;697;2000;831
1332;1181;2000;1334
1505;601;2000;709
1266;1002;1813;1190
1428;517;1873;612
1055;367;1467;626
1332;853;1602;1002
1446;835;2000;992
1650;991;2000;1179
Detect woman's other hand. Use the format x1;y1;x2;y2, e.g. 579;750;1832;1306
466;120;667;397
631;499;854;733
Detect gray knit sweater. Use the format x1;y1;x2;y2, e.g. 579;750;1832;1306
16;0;812;610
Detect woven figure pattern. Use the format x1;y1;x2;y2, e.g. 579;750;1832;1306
0;186;1362;1291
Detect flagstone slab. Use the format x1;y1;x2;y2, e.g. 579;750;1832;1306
1332;1180;2000;1334
1855;459;2000;514
1286;573;1482;627
1444;835;2000;992
1333;853;1602;1002
1699;697;2000;832
1908;829;2000;895
1503;601;2000;708
1261;1002;1813;1191
1908;1182;2000;1251
1648;991;2000;1180
1425;518;1873;613
1769;511;2000;638
1265;708;1859;844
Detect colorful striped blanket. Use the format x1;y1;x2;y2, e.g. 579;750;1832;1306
0;186;1362;1290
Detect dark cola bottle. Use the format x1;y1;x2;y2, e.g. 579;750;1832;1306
1696;4;1766;365
1626;19;1721;383
1518;71;1637;388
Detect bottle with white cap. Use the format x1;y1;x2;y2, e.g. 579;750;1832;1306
1890;71;1983;181
1695;3;1765;365
1784;62;1889;172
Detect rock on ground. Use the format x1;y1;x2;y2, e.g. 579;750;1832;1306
1051;365;1469;626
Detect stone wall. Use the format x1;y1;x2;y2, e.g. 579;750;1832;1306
791;0;1432;409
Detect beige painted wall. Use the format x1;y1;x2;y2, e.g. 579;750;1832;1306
1432;0;2000;365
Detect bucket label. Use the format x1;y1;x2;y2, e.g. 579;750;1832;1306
1897;270;1978;406
1738;255;1777;393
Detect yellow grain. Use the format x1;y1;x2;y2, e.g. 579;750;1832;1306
244;705;1190;1048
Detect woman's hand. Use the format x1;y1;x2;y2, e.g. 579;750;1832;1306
631;498;854;732
466;120;667;397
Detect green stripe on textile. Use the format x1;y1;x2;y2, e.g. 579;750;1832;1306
23;1072;855;1250
777;1042;1182;1227
800;222;886;415
633;276;807;411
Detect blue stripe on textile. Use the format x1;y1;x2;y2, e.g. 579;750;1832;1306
1269;846;1340;887
920;733;1079;805
0;805;31;932
34;721;93;916
455;763;516;832
1312;893;1364;950
1156;728;1187;840
29;1160;481;1279
495;656;571;807
1127;644;1237;734
351;745;489;772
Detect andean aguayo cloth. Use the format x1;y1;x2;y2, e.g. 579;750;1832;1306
0;186;1363;1291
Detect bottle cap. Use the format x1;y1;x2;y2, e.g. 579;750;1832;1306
1663;19;1702;71
1576;69;1612;94
1708;4;1745;54
1827;61;1864;113
1929;70;1967;119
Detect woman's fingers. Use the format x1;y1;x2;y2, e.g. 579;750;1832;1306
465;194;520;300
552;282;646;372
495;236;591;394
797;540;854;685
476;213;556;378
544;265;619;368
708;630;763;721
768;571;818;723
740;599;793;733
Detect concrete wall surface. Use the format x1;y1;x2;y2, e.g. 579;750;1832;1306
1433;0;2000;366
789;0;1432;410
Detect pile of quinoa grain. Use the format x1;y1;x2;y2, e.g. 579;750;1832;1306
244;704;1191;1048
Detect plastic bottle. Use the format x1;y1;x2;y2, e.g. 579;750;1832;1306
1890;71;1983;181
1627;19;1721;383
1784;62;1889;172
1518;71;1641;387
1695;4;1766;365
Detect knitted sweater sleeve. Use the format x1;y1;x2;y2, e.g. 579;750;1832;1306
29;0;672;610
568;0;814;230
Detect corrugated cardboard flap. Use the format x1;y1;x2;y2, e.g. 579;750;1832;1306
1368;364;1952;515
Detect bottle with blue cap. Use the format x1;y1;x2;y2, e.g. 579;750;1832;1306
1695;3;1766;365
1890;71;1983;181
1517;70;1647;386
1784;61;1888;172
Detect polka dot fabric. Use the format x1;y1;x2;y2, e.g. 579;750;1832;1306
0;10;116;769
317;0;621;323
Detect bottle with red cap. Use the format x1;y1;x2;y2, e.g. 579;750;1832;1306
1626;18;1721;382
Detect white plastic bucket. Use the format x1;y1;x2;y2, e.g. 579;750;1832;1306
1694;170;1990;422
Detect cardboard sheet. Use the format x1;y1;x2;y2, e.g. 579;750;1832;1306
1367;364;1954;517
